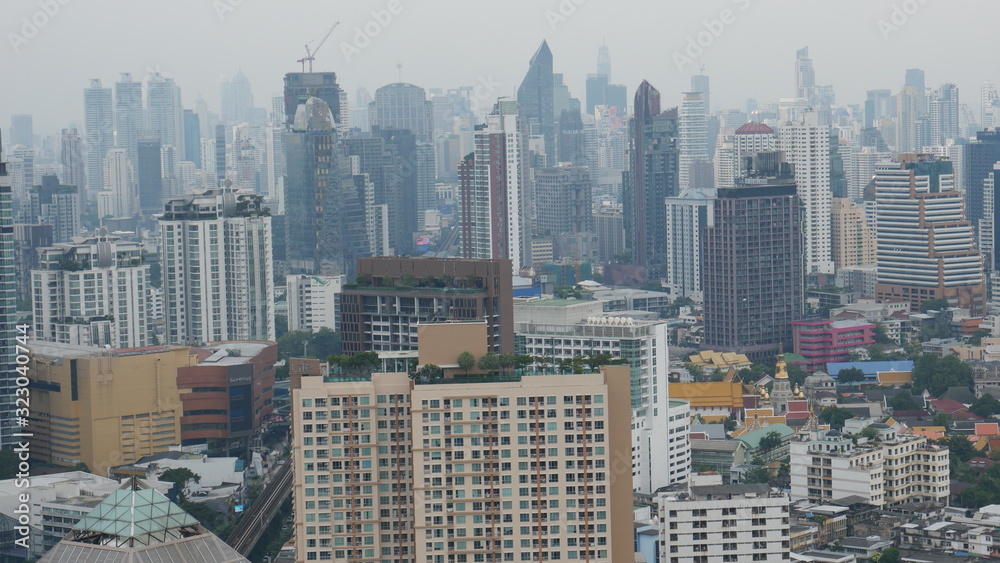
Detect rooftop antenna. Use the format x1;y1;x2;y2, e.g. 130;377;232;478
298;22;340;72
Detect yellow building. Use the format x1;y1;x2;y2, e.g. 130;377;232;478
686;350;752;370
670;381;746;421
29;341;194;476
831;197;876;269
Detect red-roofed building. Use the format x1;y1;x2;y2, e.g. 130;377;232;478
975;422;1000;436
735;122;775;135
928;398;969;415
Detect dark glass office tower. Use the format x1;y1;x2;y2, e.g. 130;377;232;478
137;135;163;213
283;72;342;129
701;152;804;362
623;80;679;279
183;109;201;168
517;41;554;164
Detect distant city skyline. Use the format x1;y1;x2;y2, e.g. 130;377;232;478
1;0;997;134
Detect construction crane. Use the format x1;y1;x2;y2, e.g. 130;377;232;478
297;22;339;72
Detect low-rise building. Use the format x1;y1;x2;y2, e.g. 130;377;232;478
286;274;343;332
790;424;949;507
792;320;876;372
177;341;276;455
657;473;791;562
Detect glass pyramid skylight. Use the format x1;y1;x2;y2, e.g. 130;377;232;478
73;487;200;547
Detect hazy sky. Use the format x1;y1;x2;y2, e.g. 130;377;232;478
2;0;996;137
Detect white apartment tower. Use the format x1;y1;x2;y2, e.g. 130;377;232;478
159;187;274;344
664;192;714;302
102;148;137;219
32;230;151;348
779;110;834;274
714;122;777;190
462;99;530;272
146;73;185;160
286;274;344;332
679;92;708;192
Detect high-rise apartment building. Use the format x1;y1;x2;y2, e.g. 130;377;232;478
928;83;959;146
517;41;555;164
32;230;150;348
593;202;625;263
459;99;530;272
59;128;85;190
100;148;136;219
291;367;635;563
287;274;344;332
779;110;834;274
714;122;778;190
534;165;592;236
340;257;513;355
84;79;114;193
160;187;274;344
874;154;985;315
664;191;714;302
623;81;679;279
146;73;185;161
679;92;708;192
514;300;690;491
0;138;20;448
29;175;81;243
701;153;804;362
114;73;143;166
831;197;876;270
369;83;434;142
963;128;1000;250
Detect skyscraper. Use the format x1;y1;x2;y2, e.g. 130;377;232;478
101;148;136;219
596;43;611;79
458;99;530;272
679;92;708;192
691;74;710;115
795;47;816;103
59;128;85;190
556;108;586;165
84;79;114;193
9;114;32;147
928;83;960;145
664;191;714;302
114;73;143;166
585;74;627;115
702;152;804;362
160;187;274;344
964;129;1000;254
146;73;185;160
285;97;366;275
29;175;81;243
779;110;834;274
874;154;985;315
0;136;20;448
368;82;434;142
31;230;151;348
183;109;201;168
897;84;924;153
220;70;255;124
136;134;163;214
283;72;342;130
623;80;678;278
517;40;555;164
534;165;592;235
831;197;876;270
